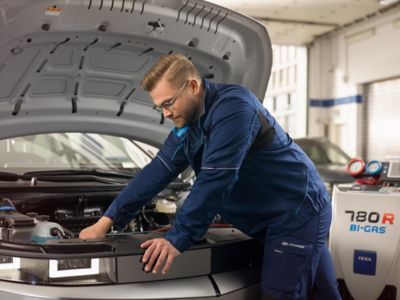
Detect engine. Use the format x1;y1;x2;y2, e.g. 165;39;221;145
0;186;188;244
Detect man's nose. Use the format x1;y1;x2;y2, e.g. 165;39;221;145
163;108;172;118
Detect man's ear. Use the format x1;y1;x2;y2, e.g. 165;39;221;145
190;78;202;96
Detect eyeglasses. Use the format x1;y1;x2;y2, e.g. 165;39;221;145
153;80;189;124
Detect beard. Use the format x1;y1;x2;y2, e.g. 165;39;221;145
173;117;187;128
172;96;200;128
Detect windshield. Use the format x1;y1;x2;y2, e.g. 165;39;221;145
0;133;158;174
297;139;351;165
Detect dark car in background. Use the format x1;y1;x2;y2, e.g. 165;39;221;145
295;137;354;194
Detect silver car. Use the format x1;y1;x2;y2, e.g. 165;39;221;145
0;0;271;299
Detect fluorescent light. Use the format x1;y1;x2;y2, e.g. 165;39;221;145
378;0;399;5
345;28;375;43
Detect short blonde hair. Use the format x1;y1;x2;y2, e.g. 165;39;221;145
141;53;201;91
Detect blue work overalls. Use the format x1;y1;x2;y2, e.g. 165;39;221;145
104;80;341;299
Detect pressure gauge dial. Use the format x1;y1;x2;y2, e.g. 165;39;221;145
366;160;383;176
347;158;365;177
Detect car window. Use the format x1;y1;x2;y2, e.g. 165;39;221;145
322;142;351;165
296;139;351;166
0;133;157;174
297;143;327;164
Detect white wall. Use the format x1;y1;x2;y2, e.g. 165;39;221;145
264;45;308;138
308;8;400;157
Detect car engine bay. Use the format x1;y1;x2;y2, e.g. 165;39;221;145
0;181;190;244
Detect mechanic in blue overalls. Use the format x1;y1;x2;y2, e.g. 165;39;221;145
80;53;341;300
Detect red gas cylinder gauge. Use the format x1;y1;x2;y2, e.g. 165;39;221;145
347;158;365;177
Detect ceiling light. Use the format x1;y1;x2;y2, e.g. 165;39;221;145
346;28;375;43
377;0;399;6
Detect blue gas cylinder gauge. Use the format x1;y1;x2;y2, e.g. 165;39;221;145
347;158;365;177
365;160;383;176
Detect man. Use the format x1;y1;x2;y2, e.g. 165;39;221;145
80;53;341;299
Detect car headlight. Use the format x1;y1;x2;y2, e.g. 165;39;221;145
0;255;115;285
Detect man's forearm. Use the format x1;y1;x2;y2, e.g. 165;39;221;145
97;216;113;233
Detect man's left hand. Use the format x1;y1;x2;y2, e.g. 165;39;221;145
140;238;181;274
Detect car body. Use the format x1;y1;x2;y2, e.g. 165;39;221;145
0;0;271;299
295;137;354;194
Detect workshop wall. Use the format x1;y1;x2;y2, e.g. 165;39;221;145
308;8;400;157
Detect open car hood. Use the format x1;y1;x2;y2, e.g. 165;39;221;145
0;0;272;145
0;3;269;295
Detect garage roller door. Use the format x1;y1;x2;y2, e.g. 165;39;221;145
363;78;400;160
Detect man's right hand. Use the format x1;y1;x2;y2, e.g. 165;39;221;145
79;216;113;240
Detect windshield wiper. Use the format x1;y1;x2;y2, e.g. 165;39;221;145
0;169;136;184
1;169;190;189
0;171;21;182
24;169;136;178
21;169;138;183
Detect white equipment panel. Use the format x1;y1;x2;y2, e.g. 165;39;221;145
330;184;400;300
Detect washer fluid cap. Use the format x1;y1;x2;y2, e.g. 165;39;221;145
0;197;16;211
155;199;177;214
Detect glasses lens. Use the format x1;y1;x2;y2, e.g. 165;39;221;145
153;105;164;124
153;80;188;125
153;105;162;113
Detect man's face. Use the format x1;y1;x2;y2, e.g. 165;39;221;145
151;78;201;128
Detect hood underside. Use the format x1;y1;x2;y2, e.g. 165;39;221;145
0;0;272;145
